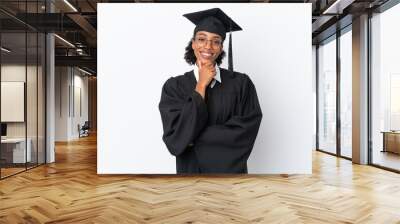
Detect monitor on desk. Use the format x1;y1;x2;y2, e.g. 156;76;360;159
1;123;7;138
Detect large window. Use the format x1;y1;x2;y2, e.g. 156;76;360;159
318;36;337;154
340;28;352;158
317;27;353;159
371;3;400;171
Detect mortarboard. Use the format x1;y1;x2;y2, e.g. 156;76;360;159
183;8;242;71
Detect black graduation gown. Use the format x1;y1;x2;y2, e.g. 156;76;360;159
159;68;262;174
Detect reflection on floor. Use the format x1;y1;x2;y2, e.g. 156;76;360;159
0;163;39;178
373;150;400;171
341;148;352;158
0;167;25;177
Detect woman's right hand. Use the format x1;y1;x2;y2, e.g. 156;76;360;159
195;60;215;99
198;60;215;88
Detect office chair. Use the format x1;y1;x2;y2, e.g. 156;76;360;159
79;121;90;138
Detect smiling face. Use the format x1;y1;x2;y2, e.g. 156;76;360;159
191;31;223;65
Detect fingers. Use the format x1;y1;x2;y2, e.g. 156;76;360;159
205;61;213;67
198;59;203;69
209;67;216;74
197;59;215;78
205;63;216;77
203;62;214;72
197;61;216;87
198;58;207;68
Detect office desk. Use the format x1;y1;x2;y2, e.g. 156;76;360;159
381;131;400;154
1;138;32;163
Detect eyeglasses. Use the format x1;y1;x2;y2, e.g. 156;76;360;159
194;37;222;48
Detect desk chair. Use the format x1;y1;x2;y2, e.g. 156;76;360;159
79;121;90;138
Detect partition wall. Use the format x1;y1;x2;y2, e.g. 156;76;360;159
0;0;47;179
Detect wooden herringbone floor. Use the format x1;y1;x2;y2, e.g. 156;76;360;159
1;134;400;224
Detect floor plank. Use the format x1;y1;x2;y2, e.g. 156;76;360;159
1;134;400;223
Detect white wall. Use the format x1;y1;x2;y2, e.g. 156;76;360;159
55;67;68;141
55;67;89;141
1;64;46;163
98;3;313;174
72;72;89;138
1;65;40;137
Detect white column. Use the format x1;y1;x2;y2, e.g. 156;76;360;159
46;1;55;163
352;14;369;164
46;33;55;163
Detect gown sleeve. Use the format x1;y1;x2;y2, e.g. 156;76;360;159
159;77;208;156
194;75;263;173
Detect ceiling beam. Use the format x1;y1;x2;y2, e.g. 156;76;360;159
322;0;356;14
67;13;97;46
55;55;96;69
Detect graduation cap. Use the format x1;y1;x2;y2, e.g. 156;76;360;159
183;8;242;71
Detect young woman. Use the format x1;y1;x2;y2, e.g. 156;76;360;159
159;8;262;174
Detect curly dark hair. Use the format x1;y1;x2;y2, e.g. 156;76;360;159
184;39;226;66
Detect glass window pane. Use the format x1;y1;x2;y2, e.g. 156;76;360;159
0;1;46;179
340;29;352;158
371;3;400;171
27;31;38;169
38;32;45;165
318;37;337;154
1;31;27;177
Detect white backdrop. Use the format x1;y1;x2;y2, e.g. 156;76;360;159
98;3;313;174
